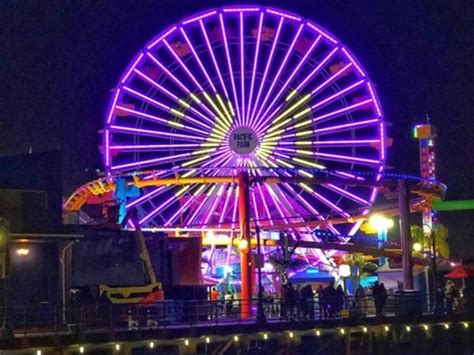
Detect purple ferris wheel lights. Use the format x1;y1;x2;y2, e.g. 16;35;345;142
104;5;386;245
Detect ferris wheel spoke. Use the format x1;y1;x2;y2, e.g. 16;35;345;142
312;117;380;136
133;68;221;128
126;186;168;209
219;13;243;126
322;183;371;207
246;12;264;128
111;151;205;171
109;143;212;152
253;23;305;126
109;125;206;142
249;17;284;126
199;20;231;104
310;79;366;112
146;53;219;127
255;33;323;132
121;86;213;132
313;151;381;167
161;39;223;124
113;104;211;137
179;27;217;93
255;47;339;134
218;185;234;226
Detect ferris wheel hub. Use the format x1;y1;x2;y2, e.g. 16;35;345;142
229;127;259;155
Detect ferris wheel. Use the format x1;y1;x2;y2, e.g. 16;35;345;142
103;6;386;239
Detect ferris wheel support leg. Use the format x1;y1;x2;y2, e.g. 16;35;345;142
399;179;414;290
238;171;252;319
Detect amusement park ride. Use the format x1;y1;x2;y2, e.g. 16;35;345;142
63;6;454;308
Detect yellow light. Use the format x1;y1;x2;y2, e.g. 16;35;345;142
182;154;210;167
36;351;42;355
413;242;422;252
289;332;294;338
384;326;389;332
285;89;298;101
205;337;210;344
368;214;394;231
263;333;268;340
423;324;429;330
340;328;345;335
362;327;368;333
16;248;29;256
444;323;450;329
405;325;411;332
79;346;85;353
293;108;312;119
316;330;321;336
463;322;469;329
190;93;201;104
114;344;121;351
238;239;249;250
184;339;190;346
234;335;239;342
178;99;191;108
170;108;185;117
149;341;154;349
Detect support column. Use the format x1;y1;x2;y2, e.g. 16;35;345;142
238;171;252;318
398;179;413;290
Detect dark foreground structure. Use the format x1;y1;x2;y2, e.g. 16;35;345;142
1;293;474;354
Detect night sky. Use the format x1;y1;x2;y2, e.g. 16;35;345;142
1;1;473;256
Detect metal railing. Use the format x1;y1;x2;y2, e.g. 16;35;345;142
1;292;472;336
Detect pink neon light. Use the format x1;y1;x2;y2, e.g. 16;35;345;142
111;151;193;171
219;13;242;125
311;79;365;111
255;34;322;132
341;47;365;77
110;125;205;141
379;121;386;160
311;139;379;146
104;128;110;167
146;26;177;50
367;81;382;116
163;39;204;91
324;184;370;205
314;151;381;165
109;143;201;150
249;17;284;124
295;47;339;92
122;85;212;131
254;23;304;124
219;185;233;224
139;195;176;225
179;27;217;93
312;98;373;123
313;118;378;135
134;69;178;100
223;7;260;12
127;186;167;208
266;8;302;21
310;63;353;95
146;53;190;94
199;19;230;100
247;12;264;127
182;11;217;25
121;52;144;84
306;22;338;44
106;89;121;124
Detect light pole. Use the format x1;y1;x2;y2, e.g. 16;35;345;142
254;224;266;324
422;224;437;309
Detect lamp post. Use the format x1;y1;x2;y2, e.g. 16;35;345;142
254;224;266;324
422;224;437;309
